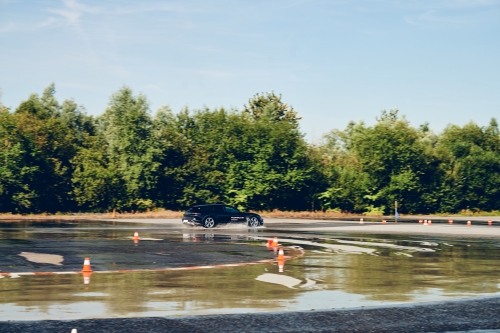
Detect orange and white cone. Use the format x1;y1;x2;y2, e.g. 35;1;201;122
360;218;364;224
277;259;285;273
267;239;273;247
382;220;386;224
81;257;92;272
418;220;423;223
467;220;471;226
428;220;432;225
488;220;493;226
271;237;279;247
277;247;285;260
423;220;428;226
133;232;140;242
448;219;453;224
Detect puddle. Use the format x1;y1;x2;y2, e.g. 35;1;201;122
1;220;500;320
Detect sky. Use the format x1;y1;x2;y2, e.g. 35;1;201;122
1;0;499;142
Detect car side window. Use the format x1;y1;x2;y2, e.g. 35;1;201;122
212;205;225;213
224;206;240;213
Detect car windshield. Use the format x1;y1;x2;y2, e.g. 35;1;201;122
224;206;240;213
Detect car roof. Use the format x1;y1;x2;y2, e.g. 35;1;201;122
192;204;225;207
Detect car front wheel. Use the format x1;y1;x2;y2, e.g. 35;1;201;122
203;216;216;229
247;216;260;227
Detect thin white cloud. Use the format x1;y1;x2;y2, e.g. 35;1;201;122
419;9;468;23
0;17;57;34
114;3;189;15
47;0;102;27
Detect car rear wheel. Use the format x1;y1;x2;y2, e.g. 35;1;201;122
247;216;260;227
203;216;216;228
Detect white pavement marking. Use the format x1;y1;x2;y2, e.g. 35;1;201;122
19;252;64;265
255;273;302;289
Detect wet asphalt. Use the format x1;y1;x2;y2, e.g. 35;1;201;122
3;218;500;332
3;296;500;332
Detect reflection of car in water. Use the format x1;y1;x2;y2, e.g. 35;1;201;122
182;204;264;228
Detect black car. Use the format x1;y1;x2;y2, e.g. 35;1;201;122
182;204;264;228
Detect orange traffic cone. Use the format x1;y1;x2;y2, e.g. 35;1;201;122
488;220;493;226
423;220;428;226
448;219;453;224
81;258;92;272
360;218;364;224
267;239;273;247
277;247;285;260
277;259;285;273
428;220;432;225
382;220;387;224
133;232;140;242
418;220;423;223
83;271;92;285
271;237;279;247
467;220;471;226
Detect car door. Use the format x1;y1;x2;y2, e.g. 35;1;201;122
212;205;230;223
224;206;245;223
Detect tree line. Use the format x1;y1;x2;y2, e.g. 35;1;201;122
1;84;499;214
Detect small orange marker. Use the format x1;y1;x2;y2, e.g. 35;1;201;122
418;220;423;223
382;220;387;224
133;232;140;241
360;218;364;224
271;237;279;247
428;220;432;225
448;219;453;224
488;220;493;226
81;258;92;272
467;221;471;226
267;239;273;247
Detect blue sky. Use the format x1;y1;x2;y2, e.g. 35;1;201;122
1;0;499;141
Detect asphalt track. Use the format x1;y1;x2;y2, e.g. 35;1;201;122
3;217;500;333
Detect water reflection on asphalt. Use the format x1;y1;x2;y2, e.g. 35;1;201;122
1;220;500;320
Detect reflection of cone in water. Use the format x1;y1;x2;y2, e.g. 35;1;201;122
83;271;92;285
277;259;285;273
277;247;285;260
271;237;279;247
467;220;471;226
133;231;140;242
81;257;92;272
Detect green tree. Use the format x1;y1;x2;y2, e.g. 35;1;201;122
436;120;500;212
12;84;92;212
0;108;45;212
